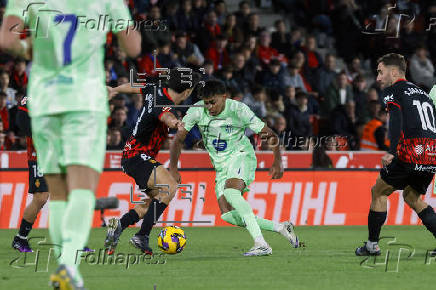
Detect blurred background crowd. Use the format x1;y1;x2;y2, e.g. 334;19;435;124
0;0;435;152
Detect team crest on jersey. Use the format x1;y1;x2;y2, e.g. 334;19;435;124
383;94;393;104
415;145;424;155
35;179;40;188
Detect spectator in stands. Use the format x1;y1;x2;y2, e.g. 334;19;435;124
0;70;16;108
222;13;244;53
352;75;370;124
0;122;5;150
360;109;389;151
235;0;251;27
409;46;435;90
197;10;221;52
243;85;267;119
109;106;130;142
10;57;27;90
206;34;230;70
214;0;227;26
345;56;363;82
315;53;337;96
322;72;354;117
202;60;215;79
218;65;238;91
114;47;136;75
283;85;297;107
258;58;290;93
141;5;171;54
245;13;262;39
232;52;255;93
311;142;333;168
156;41;178;69
172;31;204;67
0;92;8;132
241;45;261;72
291;51;311;91
288;61;307;92
176;0;201;34
301;35;323;82
256;30;284;65
331;100;358;150
271;19;292;56
285;92;312;149
106;128;124;150
126;93;143;128
6;88;24;137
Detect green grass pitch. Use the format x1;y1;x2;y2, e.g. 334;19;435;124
2;226;436;290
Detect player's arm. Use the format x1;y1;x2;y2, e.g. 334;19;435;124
384;102;402;166
108;83;141;97
259;125;284;179
169;126;189;183
116;29;141;58
0;15;30;59
159;112;182;129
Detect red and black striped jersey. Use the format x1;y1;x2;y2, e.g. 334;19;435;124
17;97;37;162
383;79;436;165
122;86;176;159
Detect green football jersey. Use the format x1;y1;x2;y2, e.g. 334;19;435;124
430;85;436;105
5;0;131;117
183;99;265;168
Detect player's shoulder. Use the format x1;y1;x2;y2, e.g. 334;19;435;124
186;100;204;115
226;98;249;111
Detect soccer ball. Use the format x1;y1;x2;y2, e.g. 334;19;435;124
157;226;187;254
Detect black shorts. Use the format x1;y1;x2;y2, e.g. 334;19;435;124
380;158;434;195
121;153;162;191
28;161;49;193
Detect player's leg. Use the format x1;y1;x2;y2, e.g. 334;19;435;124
131;165;178;254
355;175;395;256
13;191;49;252
403;172;436;239
219;194;298;246
222;177;271;256
30;115;68;259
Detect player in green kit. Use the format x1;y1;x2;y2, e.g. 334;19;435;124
170;79;299;256
0;1;140;289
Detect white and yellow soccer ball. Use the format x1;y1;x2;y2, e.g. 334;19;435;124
157;226;187;254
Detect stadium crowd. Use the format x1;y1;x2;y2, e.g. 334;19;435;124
0;0;435;151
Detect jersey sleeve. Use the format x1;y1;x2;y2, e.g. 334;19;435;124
182;107;200;132
237;101;265;133
382;87;401;111
107;0;132;33
430;85;436;105
16;98;31;137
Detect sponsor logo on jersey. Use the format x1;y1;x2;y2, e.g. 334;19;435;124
21;96;28;105
384;94;394;104
225;124;233;133
212;139;227;151
414;164;436;173
404;87;427;97
415;145;424;155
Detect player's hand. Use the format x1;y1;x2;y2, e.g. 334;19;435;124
169;168;181;183
176;121;185;130
269;161;284;179
382;153;395;167
107;86;118;100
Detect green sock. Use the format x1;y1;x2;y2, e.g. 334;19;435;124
221;210;277;232
49;201;66;260
223;188;262;241
59;189;95;271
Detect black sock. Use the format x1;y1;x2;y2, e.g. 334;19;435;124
120;209;140;230
368;210;387;242
136;199;167;236
418;206;436;239
18;219;33;238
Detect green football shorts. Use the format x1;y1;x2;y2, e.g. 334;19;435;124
31;111;107;174
214;151;257;198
